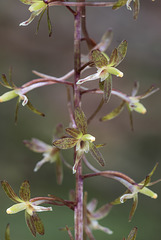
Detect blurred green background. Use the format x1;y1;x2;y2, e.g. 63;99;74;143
0;1;161;239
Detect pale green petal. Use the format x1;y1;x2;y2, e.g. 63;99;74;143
133;102;146;114
0;90;18;102
107;66;123;77
7;202;27;214
139;186;158;199
29;2;46;12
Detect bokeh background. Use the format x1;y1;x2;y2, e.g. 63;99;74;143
0;0;161;239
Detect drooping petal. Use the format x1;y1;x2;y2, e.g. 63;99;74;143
89;143;105;167
32;212;45;235
26;99;45;116
103;75;112;103
133;0;140;19
25;211;37;237
100;101;125;121
5;224;10;240
129;194;138;221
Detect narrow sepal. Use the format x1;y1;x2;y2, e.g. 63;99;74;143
1;181;22;203
25;211;36;237
127;227;138;240
19;181;31;202
89;143;105;167
114;40;128;67
100;101;125;121
1;74;12;89
129;195;138;222
109;48;118;66
65;128;82;139
14;98;20;124
53;138;78;149
133;0;140;20
47;6;52;37
36;8;46;34
5;224;10;240
27;99;45;117
32;212;45;235
103;75;112;103
74;107;87;134
91;50;108;68
140;163;158;188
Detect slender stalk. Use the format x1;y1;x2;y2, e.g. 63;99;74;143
73;5;84;240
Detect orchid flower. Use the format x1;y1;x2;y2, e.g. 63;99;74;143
77;40;127;102
53;107;105;174
100;82;159;130
19;0;48;26
1;180;52;236
112;0;140;19
0;73;44;122
110;163;160;221
24;124;64;184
